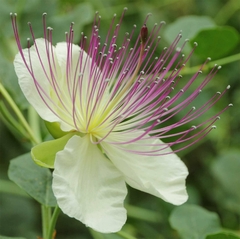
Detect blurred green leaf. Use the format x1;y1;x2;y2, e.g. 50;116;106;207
191;27;239;60
163;16;215;50
8;152;57;207
49;2;94;43
212;151;240;197
206;232;240;239
169;204;221;239
211;151;240;214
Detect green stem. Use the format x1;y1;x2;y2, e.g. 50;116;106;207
0;101;27;137
181;53;240;75
214;0;240;25
28;105;42;143
116;231;137;239
41;205;52;239
0;82;40;145
47;206;61;239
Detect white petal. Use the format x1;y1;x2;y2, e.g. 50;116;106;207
52;135;127;233
101;132;188;205
14;39;74;131
14;39;58;120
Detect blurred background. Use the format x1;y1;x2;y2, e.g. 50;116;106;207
0;0;239;238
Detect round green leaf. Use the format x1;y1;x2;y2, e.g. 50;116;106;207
169;204;221;239
211;151;240;206
8;153;57;207
164;16;215;50
191;27;239;59
206;232;240;239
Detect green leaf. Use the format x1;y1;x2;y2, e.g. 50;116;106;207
164;16;215;51
191;27;239;60
49;2;94;43
169;204;221;239
206;232;240;239
211;151;240;213
0;236;26;239
31;132;76;168
8;153;57;207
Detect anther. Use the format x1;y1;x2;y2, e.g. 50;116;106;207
212;125;217;129
216;116;221;120
229;103;233;107
227;85;231;89
191;125;197;130
141;24;148;44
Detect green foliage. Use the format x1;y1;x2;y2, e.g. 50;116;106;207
191;27;239;60
8;153;57;207
163;16;215;50
0;0;239;238
169;204;221;239
211;151;240;215
206;233;240;239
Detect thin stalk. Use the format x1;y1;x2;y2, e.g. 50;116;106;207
116;231;137;239
0;101;27;137
28;105;42;143
47;206;61;239
41;205;52;239
214;0;240;25
181;53;240;76
0;82;40;145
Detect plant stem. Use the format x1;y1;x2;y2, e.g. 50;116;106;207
116;231;137;239
0;82;40;145
47;206;61;239
214;0;240;25
41;205;52;239
181;53;240;75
